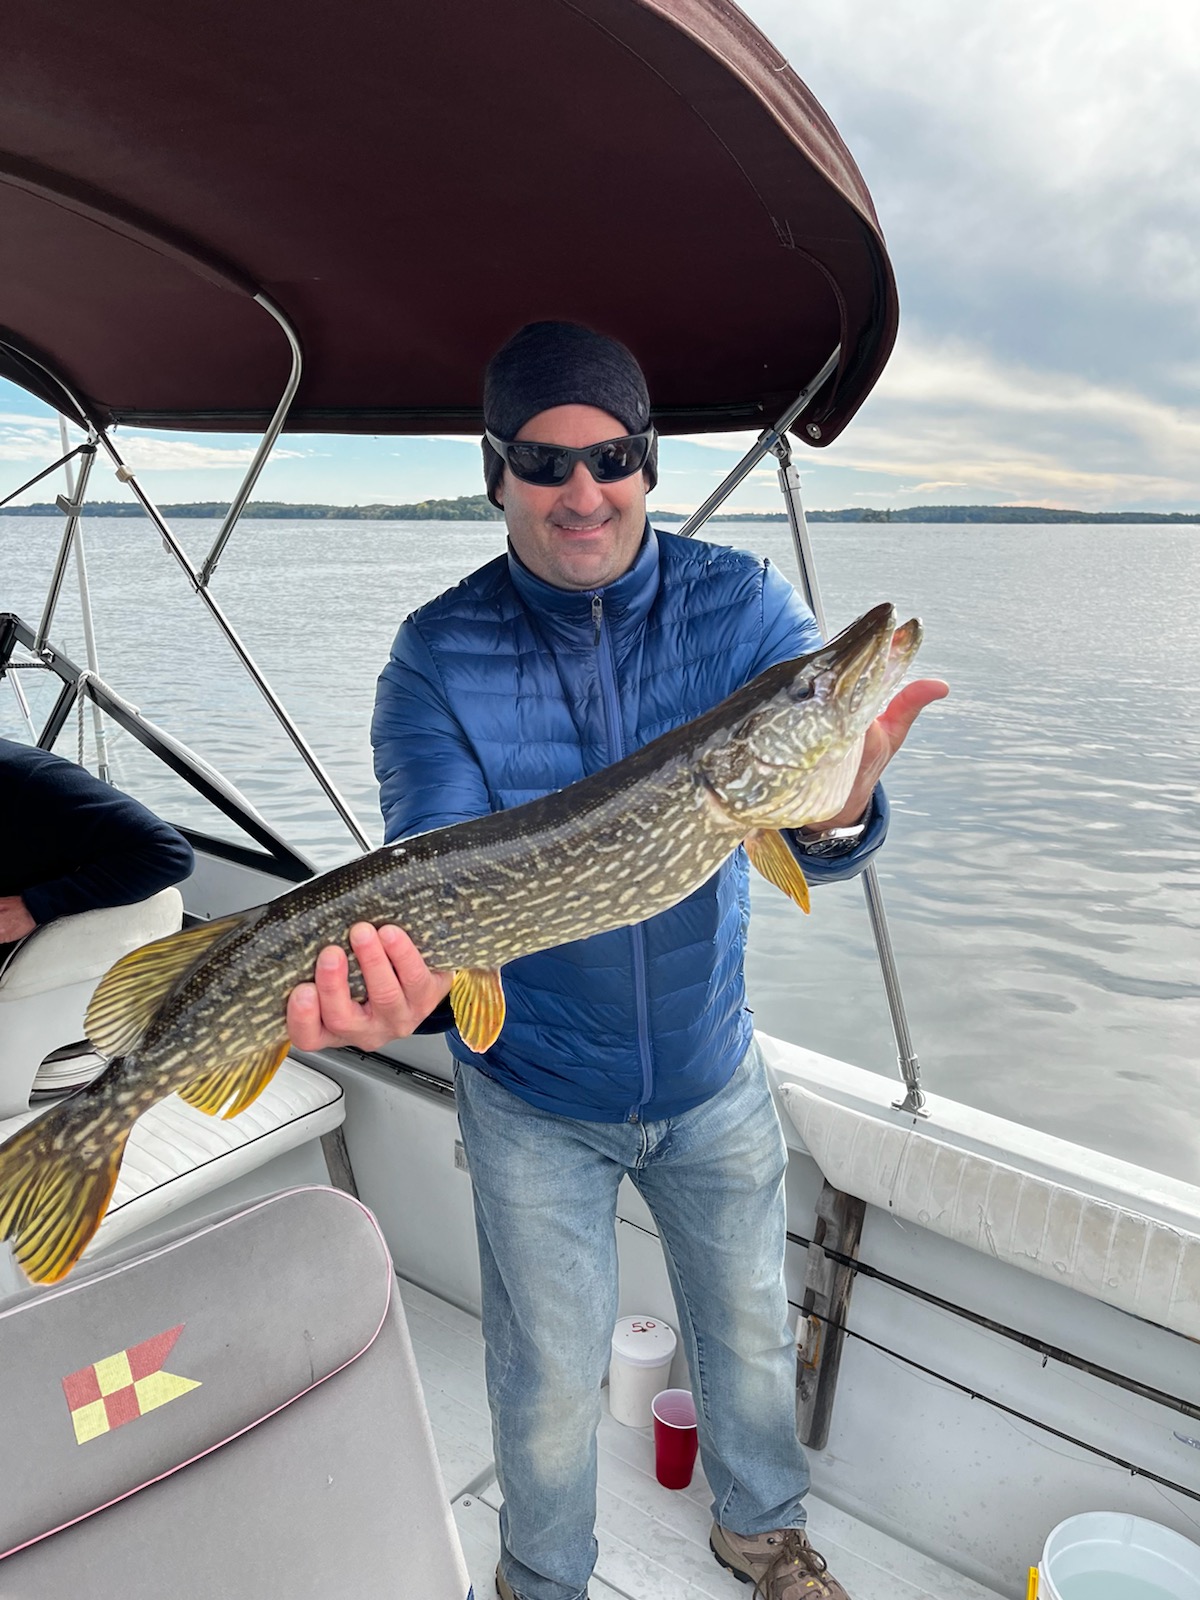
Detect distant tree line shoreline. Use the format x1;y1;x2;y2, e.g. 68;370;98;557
3;495;1197;525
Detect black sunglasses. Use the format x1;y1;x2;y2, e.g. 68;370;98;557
486;428;655;488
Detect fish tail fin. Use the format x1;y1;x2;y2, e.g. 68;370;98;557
0;1070;135;1285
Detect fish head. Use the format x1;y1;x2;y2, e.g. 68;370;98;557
698;602;922;829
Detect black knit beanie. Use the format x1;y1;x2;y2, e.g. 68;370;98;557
481;321;658;507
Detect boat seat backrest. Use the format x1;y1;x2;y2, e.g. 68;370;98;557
0;1185;471;1599
0;889;183;1118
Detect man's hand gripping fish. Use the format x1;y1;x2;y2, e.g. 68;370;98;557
0;602;921;1283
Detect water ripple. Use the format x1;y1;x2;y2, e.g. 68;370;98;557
4;516;1200;1182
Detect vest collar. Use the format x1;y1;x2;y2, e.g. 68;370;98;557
506;523;661;637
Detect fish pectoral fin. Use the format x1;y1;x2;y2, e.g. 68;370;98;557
177;1039;291;1120
450;968;506;1054
85;910;250;1059
745;829;811;913
0;1088;132;1284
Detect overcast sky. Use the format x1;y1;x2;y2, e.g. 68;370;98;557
2;0;1197;514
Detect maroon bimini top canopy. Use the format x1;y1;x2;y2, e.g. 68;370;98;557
0;0;897;444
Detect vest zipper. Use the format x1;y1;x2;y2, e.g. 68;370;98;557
591;592;655;1122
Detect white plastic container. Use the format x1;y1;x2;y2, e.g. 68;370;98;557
608;1315;677;1428
1038;1512;1200;1600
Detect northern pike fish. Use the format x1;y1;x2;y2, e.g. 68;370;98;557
0;602;921;1283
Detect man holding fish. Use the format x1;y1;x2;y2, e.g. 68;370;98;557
292;320;946;1600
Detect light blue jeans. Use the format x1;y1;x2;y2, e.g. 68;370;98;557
454;1039;809;1600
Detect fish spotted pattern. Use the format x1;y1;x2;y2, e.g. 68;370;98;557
0;602;920;1282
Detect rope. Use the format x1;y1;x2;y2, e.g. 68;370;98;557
75;671;96;768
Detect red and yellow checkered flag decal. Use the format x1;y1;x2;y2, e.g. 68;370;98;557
62;1324;200;1445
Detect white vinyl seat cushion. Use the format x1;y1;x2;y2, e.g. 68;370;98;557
0;890;184;1117
0;1058;344;1260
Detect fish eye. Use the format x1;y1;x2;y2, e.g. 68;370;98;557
788;679;816;703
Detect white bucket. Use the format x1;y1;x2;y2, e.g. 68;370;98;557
608;1315;676;1428
1038;1513;1200;1600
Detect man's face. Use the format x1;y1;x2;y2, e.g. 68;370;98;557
497;404;647;591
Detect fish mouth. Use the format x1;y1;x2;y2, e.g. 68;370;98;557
814;602;921;726
747;603;920;784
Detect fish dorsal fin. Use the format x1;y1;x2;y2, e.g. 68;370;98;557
745;829;811;913
85;910;249;1059
177;1038;291;1120
450;968;506;1054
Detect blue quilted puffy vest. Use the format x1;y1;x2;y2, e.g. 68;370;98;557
371;527;885;1123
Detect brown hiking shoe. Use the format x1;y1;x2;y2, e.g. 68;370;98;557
710;1523;851;1600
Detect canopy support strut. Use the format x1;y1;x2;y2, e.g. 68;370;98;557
0;442;92;510
673;347;927;1114
676;348;841;539
771;436;926;1115
97;422;373;852
199;293;303;587
35;437;97;654
8;314;372;854
58;415;111;780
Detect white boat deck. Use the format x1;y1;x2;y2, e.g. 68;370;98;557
399;1278;1004;1600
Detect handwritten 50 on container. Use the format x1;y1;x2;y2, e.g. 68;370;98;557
608;1315;677;1428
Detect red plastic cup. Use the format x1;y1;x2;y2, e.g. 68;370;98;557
651;1388;698;1489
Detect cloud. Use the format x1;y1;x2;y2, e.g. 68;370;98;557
651;8;1200;512
824;331;1200;506
116;436;303;472
880;333;1200;458
0;413;302;476
900;482;970;495
742;0;1200;394
663;322;1200;509
670;432;772;453
0;418;62;462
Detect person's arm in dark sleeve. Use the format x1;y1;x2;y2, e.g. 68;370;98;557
16;756;193;925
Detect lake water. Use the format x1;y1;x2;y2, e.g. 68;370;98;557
2;514;1198;1184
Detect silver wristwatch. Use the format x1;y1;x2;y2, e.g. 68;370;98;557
795;817;867;857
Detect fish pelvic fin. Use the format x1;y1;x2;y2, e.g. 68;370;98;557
86;909;251;1059
450;968;506;1054
0;1075;134;1284
177;1038;291;1120
745;829;811;913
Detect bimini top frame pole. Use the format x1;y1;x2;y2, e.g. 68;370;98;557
57;414;110;780
0;611;314;880
198;293;303;588
772;437;926;1115
675;349;842;540
6;323;373;856
675;355;927;1115
34;434;97;654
